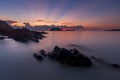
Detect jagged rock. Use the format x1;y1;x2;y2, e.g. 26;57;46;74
39;50;47;57
48;46;92;67
0;20;46;42
0;21;14;36
33;53;43;60
11;28;40;42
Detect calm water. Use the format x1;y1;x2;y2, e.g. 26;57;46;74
0;31;120;80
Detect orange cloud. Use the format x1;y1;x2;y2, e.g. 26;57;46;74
34;19;58;23
36;20;45;22
6;20;18;24
61;22;76;26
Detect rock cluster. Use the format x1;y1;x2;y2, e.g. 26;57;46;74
34;46;93;67
0;20;46;42
48;46;92;67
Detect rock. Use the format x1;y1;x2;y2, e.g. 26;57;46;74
48;46;92;67
11;28;40;42
49;27;62;31
39;50;47;57
0;21;14;36
0;20;45;42
91;56;105;63
33;53;43;60
111;64;120;68
0;36;6;40
41;31;48;34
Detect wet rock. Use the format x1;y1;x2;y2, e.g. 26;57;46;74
91;56;105;63
48;46;92;67
0;36;6;40
111;64;120;68
33;53;43;60
39;50;47;57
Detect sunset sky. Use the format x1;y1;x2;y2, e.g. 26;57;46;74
0;0;120;29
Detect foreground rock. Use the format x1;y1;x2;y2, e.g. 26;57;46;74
39;50;47;57
33;53;43;60
0;20;46;42
48;46;92;67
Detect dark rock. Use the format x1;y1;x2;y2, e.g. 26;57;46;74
91;56;105;63
105;29;120;31
11;28;40;42
111;64;120;68
39;50;47;57
0;36;6;40
48;46;92;67
0;21;14;36
41;31;48;34
33;53;43;60
0;20;45;42
49;27;62;31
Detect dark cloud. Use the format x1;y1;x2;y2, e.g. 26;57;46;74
36;20;46;22
34;20;58;23
6;20;18;24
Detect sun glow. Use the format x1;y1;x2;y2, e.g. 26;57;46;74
0;0;119;29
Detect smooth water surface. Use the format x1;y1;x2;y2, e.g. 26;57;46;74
0;31;120;80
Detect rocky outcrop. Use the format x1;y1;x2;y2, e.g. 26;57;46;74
0;21;14;36
49;27;62;31
0;20;46;42
10;28;45;42
91;56;120;69
105;29;120;31
48;46;92;67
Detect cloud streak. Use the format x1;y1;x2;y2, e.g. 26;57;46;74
34;20;58;23
61;22;76;26
6;20;18;24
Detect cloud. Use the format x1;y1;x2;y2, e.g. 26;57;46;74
36;20;46;22
6;20;18;24
61;22;76;26
0;16;8;20
33;19;58;23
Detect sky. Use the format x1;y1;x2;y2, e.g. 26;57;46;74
0;0;120;29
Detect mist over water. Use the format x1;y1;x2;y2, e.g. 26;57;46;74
0;31;120;80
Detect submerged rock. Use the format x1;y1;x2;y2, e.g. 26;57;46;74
48;46;92;67
33;53;43;60
0;36;6;40
39;50;47;57
111;64;120;68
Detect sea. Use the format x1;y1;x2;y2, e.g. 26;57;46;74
0;31;120;80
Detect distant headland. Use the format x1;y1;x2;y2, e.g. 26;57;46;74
105;29;120;31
